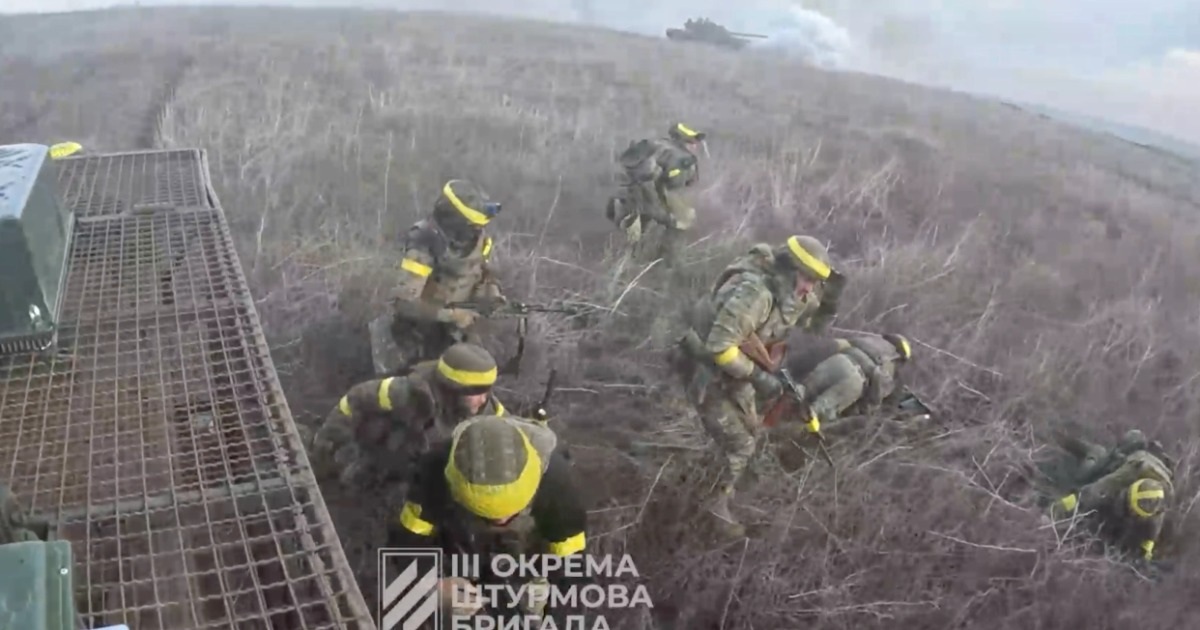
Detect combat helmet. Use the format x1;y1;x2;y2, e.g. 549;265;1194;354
435;343;498;396
668;122;706;144
774;235;833;282
445;416;543;521
433;179;502;238
1127;478;1167;519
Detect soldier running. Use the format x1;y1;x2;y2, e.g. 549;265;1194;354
305;343;507;489
388;414;588;622
674;235;845;535
605;122;706;266
369;178;507;377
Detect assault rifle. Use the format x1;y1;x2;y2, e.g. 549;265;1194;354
445;299;587;319
446;299;590;377
895;386;935;418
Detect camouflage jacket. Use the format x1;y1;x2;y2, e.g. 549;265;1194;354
785;332;904;404
683;244;822;379
618;137;699;191
1067;450;1173;560
391;218;503;324
310;361;507;474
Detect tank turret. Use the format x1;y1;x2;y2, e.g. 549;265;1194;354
665;17;768;50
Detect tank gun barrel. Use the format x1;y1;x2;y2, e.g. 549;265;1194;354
727;31;768;38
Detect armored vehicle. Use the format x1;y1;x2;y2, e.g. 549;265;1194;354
0;143;373;628
665;17;768;50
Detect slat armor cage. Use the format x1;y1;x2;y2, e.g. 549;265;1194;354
0;148;375;629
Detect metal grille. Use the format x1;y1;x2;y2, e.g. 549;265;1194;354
0;149;373;629
55;149;215;219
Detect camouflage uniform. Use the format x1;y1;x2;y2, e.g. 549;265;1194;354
674;235;842;531
783;332;913;425
306;343;506;489
605;122;705;266
1050;430;1174;561
389;415;587;621
370;179;506;377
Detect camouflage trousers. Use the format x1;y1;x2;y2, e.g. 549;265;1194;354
691;376;759;494
605;181;695;265
368;314;475;377
802;354;868;424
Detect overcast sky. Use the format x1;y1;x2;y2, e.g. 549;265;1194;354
4;0;1199;145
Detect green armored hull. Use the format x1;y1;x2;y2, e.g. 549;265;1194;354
0;144;72;354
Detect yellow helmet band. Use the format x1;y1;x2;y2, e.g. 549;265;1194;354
787;236;832;279
437;357;497;387
443;181;491;226
445;427;542;520
1129;478;1165;518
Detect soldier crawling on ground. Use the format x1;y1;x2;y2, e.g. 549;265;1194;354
1045;428;1175;568
773;330;926;435
673;234;847;535
303;343;508;492
369;178;507;377
605;122;707;267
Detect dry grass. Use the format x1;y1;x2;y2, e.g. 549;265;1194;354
6;6;1200;628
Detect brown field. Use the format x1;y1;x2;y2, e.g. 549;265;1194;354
4;6;1200;628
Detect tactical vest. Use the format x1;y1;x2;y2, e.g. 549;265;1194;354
688;246;814;349
1123;450;1174;492
403;219;494;306
619;138;697;186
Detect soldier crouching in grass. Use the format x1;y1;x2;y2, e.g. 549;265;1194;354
369;178;507;377
673;234;846;536
387;414;589;625
302;343;507;494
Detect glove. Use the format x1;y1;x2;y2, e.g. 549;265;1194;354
747;366;783;402
439;577;485;619
439;307;480;328
521;576;550;618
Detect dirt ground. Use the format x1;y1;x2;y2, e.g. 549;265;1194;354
4;6;1200;628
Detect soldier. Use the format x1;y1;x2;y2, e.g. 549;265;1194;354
779;331;917;428
1048;429;1174;563
674;234;845;534
388;414;588;622
605;122;706;266
305;343;508;489
369;178;507;377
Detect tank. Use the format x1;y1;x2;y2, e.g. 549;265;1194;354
665;17;768;50
0;144;72;354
